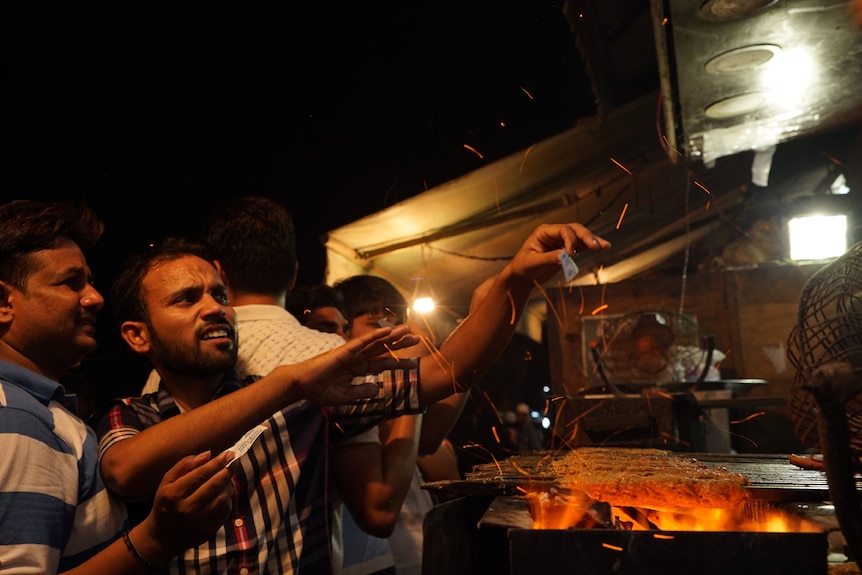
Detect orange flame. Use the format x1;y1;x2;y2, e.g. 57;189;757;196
529;492;822;534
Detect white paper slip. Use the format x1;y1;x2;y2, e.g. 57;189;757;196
223;424;268;467
558;251;580;282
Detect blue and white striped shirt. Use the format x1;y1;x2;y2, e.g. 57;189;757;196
0;360;127;574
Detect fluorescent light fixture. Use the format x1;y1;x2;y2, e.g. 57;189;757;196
788;214;848;261
412;296;435;314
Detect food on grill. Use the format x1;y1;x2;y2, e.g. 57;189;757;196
548;447;751;510
788;453;825;471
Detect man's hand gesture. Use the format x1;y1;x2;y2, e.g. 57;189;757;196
279;325;419;405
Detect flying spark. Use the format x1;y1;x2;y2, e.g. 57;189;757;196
693;180;712;195
463;144;484;159
610;157;632;175
616;203;629;229
520;144;535;172
731;411;766;425
591;304;609;315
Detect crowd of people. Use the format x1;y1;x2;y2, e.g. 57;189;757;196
0;196;610;574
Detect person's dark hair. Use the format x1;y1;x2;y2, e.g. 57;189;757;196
0;199;104;293
199;196;297;296
333;275;408;325
285;284;346;324
111;237;210;324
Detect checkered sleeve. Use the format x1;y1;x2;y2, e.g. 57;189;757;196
94;395;158;463
328;365;424;436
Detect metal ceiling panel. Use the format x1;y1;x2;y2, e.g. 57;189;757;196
652;0;862;165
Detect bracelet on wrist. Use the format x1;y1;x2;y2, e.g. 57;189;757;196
122;529;162;574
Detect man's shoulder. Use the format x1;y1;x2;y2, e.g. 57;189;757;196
0;379;56;433
236;327;343;378
0;378;36;408
234;304;297;323
97;392;165;425
0;361;62;406
0;377;90;461
234;304;344;344
236;307;344;353
232;303;345;376
0;371;59;429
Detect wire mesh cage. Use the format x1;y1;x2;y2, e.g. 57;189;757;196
787;240;862;463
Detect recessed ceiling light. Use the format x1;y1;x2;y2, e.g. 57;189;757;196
704;92;766;118
704;44;781;74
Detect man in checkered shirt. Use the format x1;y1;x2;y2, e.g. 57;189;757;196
96;196;610;574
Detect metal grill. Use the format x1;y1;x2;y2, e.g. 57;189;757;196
421;451;851;573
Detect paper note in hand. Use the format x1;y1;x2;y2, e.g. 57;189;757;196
559;251;579;282
223;424;268;467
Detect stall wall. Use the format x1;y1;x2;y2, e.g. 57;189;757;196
546;262;825;453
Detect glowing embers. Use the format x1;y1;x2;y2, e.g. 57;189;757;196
529;488;823;533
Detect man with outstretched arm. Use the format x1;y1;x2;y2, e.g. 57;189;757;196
97;198;610;574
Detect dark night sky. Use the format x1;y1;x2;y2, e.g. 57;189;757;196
8;0;596;287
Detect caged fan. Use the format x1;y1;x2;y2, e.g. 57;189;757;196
787;240;862;562
585;310;715;394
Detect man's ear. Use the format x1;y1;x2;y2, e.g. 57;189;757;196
120;320;152;354
0;281;13;326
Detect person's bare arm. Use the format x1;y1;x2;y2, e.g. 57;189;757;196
101;326;418;497
389;321;471;455
417;438;460;482
416;223;609;434
331;414;423;537
418;391;469;455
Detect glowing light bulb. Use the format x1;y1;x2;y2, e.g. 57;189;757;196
788;214;847;261
412;297;435;314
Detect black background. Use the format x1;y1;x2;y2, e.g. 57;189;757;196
8;2;594;447
8;1;596;287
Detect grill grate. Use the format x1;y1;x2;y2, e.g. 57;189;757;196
424;451;860;501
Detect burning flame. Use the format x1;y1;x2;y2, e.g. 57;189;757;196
529;490;822;533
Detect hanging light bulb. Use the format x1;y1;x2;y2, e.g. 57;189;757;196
410;275;436;314
413;296;436;314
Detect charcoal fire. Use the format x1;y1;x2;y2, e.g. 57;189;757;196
421;448;850;574
529;486;822;533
